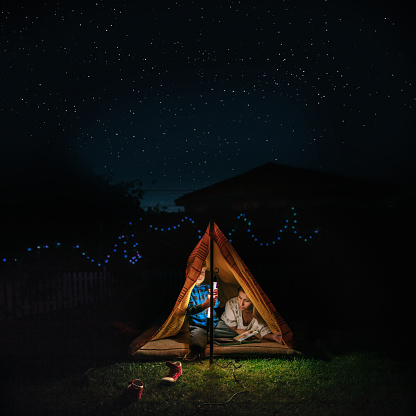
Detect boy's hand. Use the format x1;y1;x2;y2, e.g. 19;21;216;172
202;289;218;309
210;288;218;303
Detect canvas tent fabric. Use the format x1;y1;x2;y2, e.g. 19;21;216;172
129;222;296;357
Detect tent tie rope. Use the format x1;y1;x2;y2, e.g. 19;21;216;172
215;360;243;384
200;360;249;407
200;390;249;407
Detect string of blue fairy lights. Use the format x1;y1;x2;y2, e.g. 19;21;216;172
2;207;318;266
231;207;319;246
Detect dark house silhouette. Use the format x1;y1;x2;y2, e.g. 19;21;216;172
173;163;404;327
174;162;396;214
172;163;410;328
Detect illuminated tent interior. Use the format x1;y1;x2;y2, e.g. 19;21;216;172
129;222;299;359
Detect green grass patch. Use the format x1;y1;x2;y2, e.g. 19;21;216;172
5;352;415;416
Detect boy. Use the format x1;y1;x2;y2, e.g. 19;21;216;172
187;263;237;355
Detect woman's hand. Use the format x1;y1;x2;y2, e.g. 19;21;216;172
262;332;283;344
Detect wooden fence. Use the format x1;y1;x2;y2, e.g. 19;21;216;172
140;268;184;287
0;269;113;320
0;266;287;321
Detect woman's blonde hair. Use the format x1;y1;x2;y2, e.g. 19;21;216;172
237;286;264;324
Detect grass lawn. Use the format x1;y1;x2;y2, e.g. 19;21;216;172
1;304;415;416
3;352;415;416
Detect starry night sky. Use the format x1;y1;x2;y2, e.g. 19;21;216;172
2;0;415;211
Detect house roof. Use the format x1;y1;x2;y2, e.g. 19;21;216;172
174;162;396;209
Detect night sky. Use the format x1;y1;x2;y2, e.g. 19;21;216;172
2;0;415;211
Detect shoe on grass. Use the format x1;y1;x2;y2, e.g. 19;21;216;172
126;379;144;400
162;361;182;383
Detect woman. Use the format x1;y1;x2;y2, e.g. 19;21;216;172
221;287;283;343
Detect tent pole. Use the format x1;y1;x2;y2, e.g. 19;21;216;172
209;220;214;364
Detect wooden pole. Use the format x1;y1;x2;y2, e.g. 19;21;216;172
209;220;215;364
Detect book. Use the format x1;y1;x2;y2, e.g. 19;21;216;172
214;330;260;346
234;330;259;342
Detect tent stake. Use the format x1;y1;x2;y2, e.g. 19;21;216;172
209;219;215;364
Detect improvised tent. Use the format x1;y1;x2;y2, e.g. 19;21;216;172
129;222;297;359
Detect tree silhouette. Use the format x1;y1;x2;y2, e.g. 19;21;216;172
1;130;144;253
